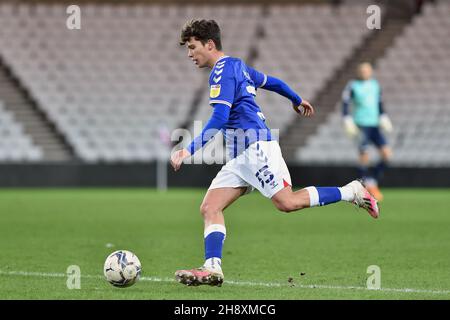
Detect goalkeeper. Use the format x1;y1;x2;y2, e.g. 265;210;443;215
341;62;393;201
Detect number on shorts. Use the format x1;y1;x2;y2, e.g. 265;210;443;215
255;165;274;188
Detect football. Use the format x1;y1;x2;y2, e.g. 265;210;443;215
104;250;142;287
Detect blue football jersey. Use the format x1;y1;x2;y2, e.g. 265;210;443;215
208;56;272;157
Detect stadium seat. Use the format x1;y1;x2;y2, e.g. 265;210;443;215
0;100;43;162
296;1;450;167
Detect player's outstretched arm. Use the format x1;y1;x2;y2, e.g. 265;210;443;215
293;100;314;117
170;103;230;172
247;67;313;117
247;66;305;109
170;149;191;172
263;75;314;117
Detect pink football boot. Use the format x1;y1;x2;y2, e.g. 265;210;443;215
175;267;224;287
346;180;380;219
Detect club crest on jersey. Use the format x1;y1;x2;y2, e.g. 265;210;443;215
210;84;221;98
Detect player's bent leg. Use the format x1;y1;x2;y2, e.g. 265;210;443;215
271;181;379;218
271;186;309;213
175;187;246;287
272;185;344;212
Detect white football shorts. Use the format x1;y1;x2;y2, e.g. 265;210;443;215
208;140;292;198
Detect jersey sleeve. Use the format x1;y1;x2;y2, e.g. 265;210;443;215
342;81;353;116
209;61;235;108
342;81;353;103
378;84;385;114
261;75;302;106
187;103;230;155
246;65;267;88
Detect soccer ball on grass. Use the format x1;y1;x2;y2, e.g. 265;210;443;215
104;250;141;287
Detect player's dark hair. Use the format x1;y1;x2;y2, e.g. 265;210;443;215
180;19;222;50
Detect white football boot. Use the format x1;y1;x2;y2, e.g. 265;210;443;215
346;180;380;219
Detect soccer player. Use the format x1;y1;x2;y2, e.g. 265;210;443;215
342;62;393;201
171;20;379;287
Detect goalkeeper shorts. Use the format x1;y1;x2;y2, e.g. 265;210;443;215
357;126;387;153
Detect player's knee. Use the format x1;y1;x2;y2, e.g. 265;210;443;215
200;202;220;219
381;147;392;161
359;153;370;164
273;198;298;213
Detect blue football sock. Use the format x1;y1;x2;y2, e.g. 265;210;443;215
305;186;343;207
204;224;226;261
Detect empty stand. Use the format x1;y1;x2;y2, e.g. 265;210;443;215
0;100;43;162
0;4;205;162
297;1;450;167
0;2;447;167
253;4;372;134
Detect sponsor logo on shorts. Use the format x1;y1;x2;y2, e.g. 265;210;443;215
269;180;279;189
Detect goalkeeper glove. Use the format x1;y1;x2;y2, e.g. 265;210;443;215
343;115;358;137
379;114;393;133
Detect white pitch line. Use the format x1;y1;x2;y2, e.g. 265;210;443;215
1;270;449;295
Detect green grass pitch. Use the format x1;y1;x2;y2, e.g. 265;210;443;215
0;188;449;300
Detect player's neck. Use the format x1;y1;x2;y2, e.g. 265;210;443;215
208;52;226;68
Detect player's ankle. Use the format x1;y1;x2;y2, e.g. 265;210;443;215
339;184;356;202
203;257;223;273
